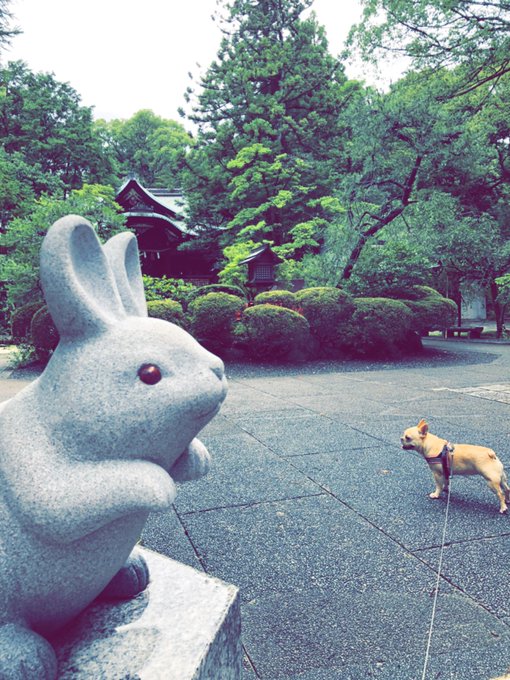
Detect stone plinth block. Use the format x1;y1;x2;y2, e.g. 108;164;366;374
51;548;242;679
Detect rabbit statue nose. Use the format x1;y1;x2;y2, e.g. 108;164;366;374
211;357;225;381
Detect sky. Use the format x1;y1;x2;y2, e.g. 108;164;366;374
6;0;387;125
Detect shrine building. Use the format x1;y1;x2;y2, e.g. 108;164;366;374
115;177;214;285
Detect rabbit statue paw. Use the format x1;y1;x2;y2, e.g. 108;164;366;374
0;624;57;680
170;437;212;482
0;215;227;678
99;546;150;600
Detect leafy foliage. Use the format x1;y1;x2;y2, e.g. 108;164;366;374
0;0;19;51
239;304;310;361
0;184;126;309
0;61;113;200
95;110;192;188
345;298;414;358
147;299;188;329
253;290;297;309
382;285;457;332
187;284;247;305
189;292;245;352
10;300;44;342
142;276;196;307
182;0;357;281
295;287;355;356
348;0;510;95
30;305;59;362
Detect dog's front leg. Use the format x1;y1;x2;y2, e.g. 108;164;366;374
429;470;446;498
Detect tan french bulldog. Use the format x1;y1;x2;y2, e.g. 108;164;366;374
401;419;510;514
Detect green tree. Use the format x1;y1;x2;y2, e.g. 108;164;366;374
182;0;357;277
335;72;510;332
0;150;62;228
0;61;113;198
333;70;472;283
0;184;127;309
348;0;510;96
95;109;192;188
0;0;19;56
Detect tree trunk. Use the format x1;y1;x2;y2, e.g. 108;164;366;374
338;154;423;285
490;280;506;338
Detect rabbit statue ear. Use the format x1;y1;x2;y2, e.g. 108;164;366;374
103;231;148;317
40;215;126;340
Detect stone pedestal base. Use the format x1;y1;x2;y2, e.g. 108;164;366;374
52;547;242;679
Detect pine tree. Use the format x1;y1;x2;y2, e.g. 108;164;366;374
182;0;357;278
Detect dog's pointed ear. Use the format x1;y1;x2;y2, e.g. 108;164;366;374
417;419;428;436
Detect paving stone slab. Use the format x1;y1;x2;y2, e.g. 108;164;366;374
141;507;202;570
333;414;453;447
279;393;387;418
198;413;241;437
174;431;323;513
240;587;510;679
229;413;381;456
289;445;510;550
281;644;510;680
220;388;310;416
415;535;510;618
383;393;510;418
179;495;450;604
226;375;329;399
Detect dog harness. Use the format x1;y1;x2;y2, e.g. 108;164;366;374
425;442;454;480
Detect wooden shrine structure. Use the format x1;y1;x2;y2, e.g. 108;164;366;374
115;178;213;284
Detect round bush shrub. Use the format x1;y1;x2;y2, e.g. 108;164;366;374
253;290;297;309
30;306;59;362
189;293;245;352
240;304;311;361
187;284;247;306
382;285;442;301
403;296;457;333
142;276;195;307
345;298;414;358
294;287;355;357
147;299;188;329
11;301;45;342
375;285;456;333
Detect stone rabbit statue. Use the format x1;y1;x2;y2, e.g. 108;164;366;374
0;215;227;678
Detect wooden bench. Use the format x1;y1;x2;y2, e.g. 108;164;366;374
446;326;484;339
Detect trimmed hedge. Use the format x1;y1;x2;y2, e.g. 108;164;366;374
147;299;188;329
295;287;355;357
11;301;45;342
383;285;457;332
403;296;457;333
187;284;247;306
142;276;195;307
30;305;59;361
345;297;414;358
189;292;245;352
382;285;440;301
239;304;311;361
253;290;297;309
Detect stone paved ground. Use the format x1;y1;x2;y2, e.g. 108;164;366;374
143;338;510;680
3;340;510;679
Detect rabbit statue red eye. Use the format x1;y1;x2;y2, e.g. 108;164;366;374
138;363;162;385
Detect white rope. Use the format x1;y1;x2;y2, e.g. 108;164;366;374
421;481;452;680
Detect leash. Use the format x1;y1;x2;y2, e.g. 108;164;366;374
421;466;453;680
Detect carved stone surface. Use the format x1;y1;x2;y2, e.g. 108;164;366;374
52;548;242;679
0;215;227;679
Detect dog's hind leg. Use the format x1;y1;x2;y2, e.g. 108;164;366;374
501;470;510;503
487;477;508;514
